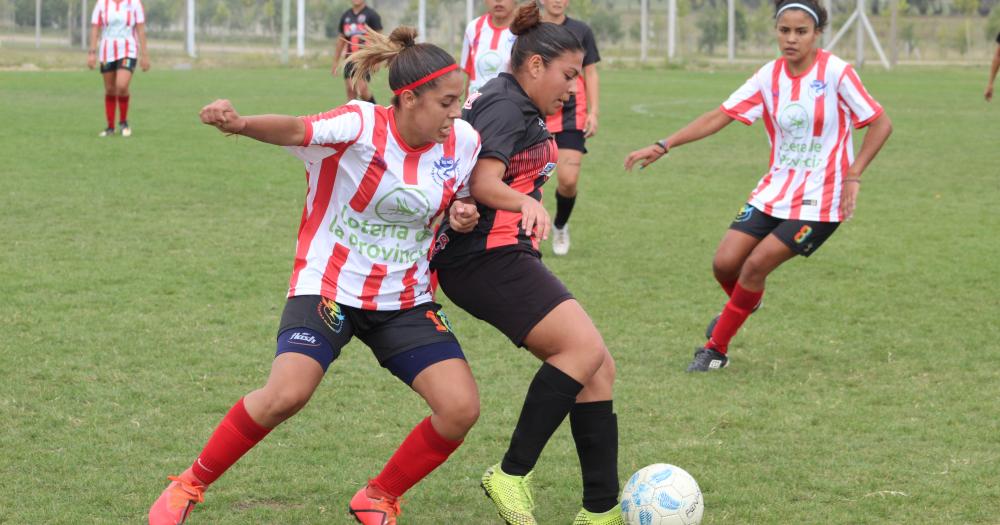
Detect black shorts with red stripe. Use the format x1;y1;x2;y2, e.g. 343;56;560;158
100;57;136;73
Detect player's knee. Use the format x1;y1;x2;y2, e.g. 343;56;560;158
258;387;312;422
739;257;770;285
440;394;480;433
713;255;741;281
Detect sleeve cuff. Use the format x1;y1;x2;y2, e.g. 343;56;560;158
720;105;753;126
853;107;884;129
300;117;314;147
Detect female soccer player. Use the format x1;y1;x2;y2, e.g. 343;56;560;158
148;27;483;525
461;0;517;99
432;4;622;525
87;0;149;137
624;0;893;372
539;0;600;256
332;0;383;103
985;31;1000;101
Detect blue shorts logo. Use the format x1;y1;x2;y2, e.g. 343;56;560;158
734;204;754;223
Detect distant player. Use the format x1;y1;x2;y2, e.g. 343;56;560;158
539;0;600;256
148;27;484;525
87;0;150;137
433;4;623;524
985;31;1000;101
460;0;517;98
624;0;893;372
332;0;383;103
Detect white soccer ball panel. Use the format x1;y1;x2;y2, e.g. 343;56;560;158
620;464;703;525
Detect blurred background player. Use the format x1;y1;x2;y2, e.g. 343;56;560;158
985;31;1000;101
433;4;623;524
332;0;383;103
624;0;892;372
540;0;600;256
148;27;484;525
461;0;517;99
87;0;149;137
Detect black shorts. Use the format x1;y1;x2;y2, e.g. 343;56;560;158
436;247;574;347
343;61;371;82
277;295;458;364
554;130;587;154
729;204;840;257
100;57;137;73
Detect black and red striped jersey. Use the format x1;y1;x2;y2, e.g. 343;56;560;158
546;17;601;134
432;73;558;267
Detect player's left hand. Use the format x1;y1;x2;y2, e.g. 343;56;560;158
449;199;480;233
623;145;666;172
839;177;861;220
584;113;598;139
140;56;150;72
986;84;994;102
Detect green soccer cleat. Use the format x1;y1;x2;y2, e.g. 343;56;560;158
573;507;626;525
481;463;537;525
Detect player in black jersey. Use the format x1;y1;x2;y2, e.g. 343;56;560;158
331;0;383;103
432;4;623;525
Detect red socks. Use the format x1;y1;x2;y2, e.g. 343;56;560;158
190;398;272;486
117;95;130;123
370;417;462;498
707;283;764;354
718;279;736;297
104;95;117;128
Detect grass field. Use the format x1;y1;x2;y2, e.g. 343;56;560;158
2;63;998;524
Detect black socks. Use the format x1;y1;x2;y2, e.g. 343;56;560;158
554;191;576;229
571;400;620;513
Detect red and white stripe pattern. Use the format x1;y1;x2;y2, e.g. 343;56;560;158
91;0;145;64
461;14;516;98
720;50;883;222
284;101;481;310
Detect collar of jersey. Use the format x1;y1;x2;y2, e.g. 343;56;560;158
781;48;826;80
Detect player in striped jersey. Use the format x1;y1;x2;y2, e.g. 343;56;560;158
149;28;483;525
434;5;623;525
460;0;517;99
985;31;1000;101
624;0;892;372
87;0;149;137
332;0;383;103
539;0;601;256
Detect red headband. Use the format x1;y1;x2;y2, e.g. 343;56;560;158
392;64;459;95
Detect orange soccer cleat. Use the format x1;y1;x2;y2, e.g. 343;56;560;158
349;484;402;525
148;472;206;525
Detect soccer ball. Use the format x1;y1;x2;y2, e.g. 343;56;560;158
620;464;704;525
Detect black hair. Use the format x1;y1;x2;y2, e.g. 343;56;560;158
774;0;829;31
508;2;584;72
344;26;457;106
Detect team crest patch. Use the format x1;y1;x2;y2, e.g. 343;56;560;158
808;79;827;98
431;156;459;185
317;298;345;333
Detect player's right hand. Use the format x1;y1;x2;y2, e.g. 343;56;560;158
623;144;666;172
986;84;994;102
87;54;96;70
520;196;551;241
200;99;247;135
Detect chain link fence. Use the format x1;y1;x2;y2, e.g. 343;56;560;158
3;0;999;67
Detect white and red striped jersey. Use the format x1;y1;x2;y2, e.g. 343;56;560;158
91;0;145;64
721;49;883;222
284;101;481;311
461;15;516;98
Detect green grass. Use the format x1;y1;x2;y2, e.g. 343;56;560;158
1;64;998;524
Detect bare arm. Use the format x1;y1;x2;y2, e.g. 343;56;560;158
838;112;893;220
136;23;150;71
87;24;99;69
199;99;306;146
583;63;599;138
469;157;551;240
986;44;1000;102
623;107;735;171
